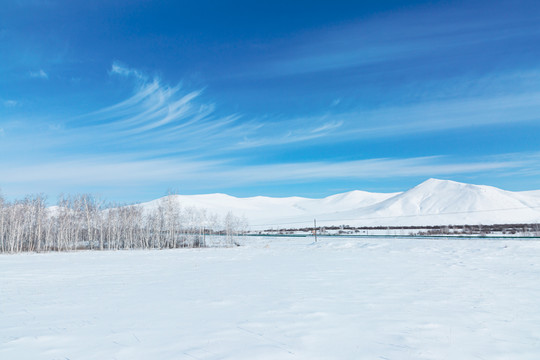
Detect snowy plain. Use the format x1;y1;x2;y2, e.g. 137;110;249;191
1;236;540;360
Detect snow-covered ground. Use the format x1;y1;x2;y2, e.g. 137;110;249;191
2;236;540;359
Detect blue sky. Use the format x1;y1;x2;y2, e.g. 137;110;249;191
2;0;540;202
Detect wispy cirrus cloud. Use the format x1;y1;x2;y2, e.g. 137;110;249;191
8;62;540;159
326;91;540;139
0;152;536;198
3;1;540;203
51;63;540;159
65;63;343;156
226;84;540;146
238;2;540;79
209;155;528;186
4;62;540;200
109;61;145;80
311;121;343;134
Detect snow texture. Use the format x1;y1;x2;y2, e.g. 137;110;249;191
2;236;540;359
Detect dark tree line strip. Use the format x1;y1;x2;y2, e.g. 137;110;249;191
0;193;248;253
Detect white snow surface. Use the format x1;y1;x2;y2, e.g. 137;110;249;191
139;179;540;228
2;236;540;359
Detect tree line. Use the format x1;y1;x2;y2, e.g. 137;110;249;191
0;193;248;253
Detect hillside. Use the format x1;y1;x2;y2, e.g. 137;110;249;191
138;179;540;229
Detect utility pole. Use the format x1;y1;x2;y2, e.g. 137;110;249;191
314;219;317;242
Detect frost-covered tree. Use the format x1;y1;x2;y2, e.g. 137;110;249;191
0;191;247;253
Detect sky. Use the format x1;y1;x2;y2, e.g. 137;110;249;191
2;0;540;203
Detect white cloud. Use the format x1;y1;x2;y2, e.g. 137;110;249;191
245;2;536;79
330;98;341;107
3;100;18;107
29;69;48;79
5;62;540;200
276;89;540;142
73;64;344;156
206;156;526;186
0;156;221;187
113;62;378;153
85;63;540;156
56;62;540;161
311;121;343;133
79;76;221;143
110;61;145;80
0;153;532;191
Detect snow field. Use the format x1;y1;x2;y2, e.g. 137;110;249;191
1;237;540;359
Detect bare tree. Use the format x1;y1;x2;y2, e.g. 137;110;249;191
0;191;248;253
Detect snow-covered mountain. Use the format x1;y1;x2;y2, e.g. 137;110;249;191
138;179;540;228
